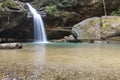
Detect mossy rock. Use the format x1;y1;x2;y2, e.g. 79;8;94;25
72;17;101;40
72;16;120;41
101;16;120;38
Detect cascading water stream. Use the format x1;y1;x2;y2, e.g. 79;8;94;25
26;3;47;43
102;0;107;16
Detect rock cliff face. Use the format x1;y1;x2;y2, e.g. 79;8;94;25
1;0;120;41
0;0;33;42
42;0;120;27
72;16;120;41
35;0;120;39
0;0;26;31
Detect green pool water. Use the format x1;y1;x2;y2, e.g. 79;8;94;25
0;42;120;65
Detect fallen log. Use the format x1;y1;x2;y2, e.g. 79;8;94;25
0;43;22;49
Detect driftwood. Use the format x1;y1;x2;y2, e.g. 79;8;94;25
0;43;22;49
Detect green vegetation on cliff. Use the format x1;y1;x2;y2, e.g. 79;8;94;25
45;5;60;17
32;0;79;26
33;0;77;16
0;0;16;9
31;0;120;27
111;7;120;16
34;0;76;8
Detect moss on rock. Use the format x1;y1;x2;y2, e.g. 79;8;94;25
101;16;120;39
72;17;101;40
72;16;120;41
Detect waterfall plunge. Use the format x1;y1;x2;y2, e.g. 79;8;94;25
27;3;47;43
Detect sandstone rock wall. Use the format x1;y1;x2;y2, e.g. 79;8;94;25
1;0;120;41
42;0;120;27
34;0;120;40
0;0;26;32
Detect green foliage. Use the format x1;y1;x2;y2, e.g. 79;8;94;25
34;0;77;9
0;0;16;8
111;7;120;16
58;0;75;8
45;5;57;14
45;5;61;17
0;3;3;9
39;0;77;17
3;0;16;8
33;0;77;19
33;0;59;7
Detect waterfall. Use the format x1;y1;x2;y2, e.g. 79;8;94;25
26;3;47;43
102;0;107;16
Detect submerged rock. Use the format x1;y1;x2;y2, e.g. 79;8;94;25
72;16;120;41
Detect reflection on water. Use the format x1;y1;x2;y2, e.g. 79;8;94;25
33;43;46;65
0;43;120;65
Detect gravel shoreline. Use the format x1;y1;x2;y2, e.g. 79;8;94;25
0;62;120;80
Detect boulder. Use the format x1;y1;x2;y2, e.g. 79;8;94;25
101;16;120;40
72;17;101;40
0;43;22;49
72;16;120;41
